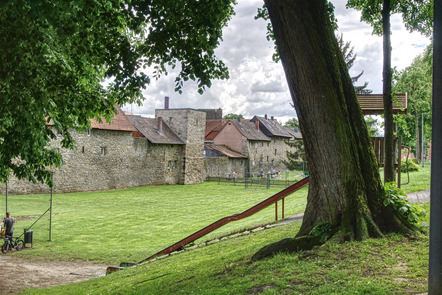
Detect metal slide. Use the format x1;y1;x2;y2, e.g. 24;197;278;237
107;176;310;273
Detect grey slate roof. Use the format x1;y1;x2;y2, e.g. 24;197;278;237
284;127;303;139
127;115;184;145
205;144;248;158
229;119;270;141
250;116;292;138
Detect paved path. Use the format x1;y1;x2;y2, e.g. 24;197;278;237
406;190;431;203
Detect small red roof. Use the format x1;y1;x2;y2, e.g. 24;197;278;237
90;106;137;132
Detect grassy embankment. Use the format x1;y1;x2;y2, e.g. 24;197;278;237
1;164;431;294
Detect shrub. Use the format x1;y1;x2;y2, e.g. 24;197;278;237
309;221;331;243
383;182;426;225
401;159;419;172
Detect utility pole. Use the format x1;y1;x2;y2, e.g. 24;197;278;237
428;0;441;292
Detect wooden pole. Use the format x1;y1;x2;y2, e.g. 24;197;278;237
49;174;53;241
429;0;442;292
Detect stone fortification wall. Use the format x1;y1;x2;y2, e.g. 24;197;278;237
156;109;206;184
204;157;247;179
247;137;295;174
2;129;184;194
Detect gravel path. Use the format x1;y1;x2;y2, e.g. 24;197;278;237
0;252;107;294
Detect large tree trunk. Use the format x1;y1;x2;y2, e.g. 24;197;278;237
253;0;418;260
383;0;395;182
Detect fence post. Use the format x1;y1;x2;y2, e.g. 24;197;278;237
267;173;270;189
275;200;278;221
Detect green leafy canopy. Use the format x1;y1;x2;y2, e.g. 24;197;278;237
0;0;236;186
346;0;433;36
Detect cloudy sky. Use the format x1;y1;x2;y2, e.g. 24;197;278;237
122;0;431;123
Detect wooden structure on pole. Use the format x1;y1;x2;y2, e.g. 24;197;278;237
357;93;408;186
358;93;407;115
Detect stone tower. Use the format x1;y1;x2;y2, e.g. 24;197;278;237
155;108;206;185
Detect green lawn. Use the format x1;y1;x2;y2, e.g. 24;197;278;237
1;180;308;265
22;203;430;295
1;165;431;294
399;160;432;193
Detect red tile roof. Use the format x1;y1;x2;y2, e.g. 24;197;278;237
205;119;229;140
90;106;137;132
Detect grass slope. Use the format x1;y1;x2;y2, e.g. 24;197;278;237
22;203;430;294
2;165;430;294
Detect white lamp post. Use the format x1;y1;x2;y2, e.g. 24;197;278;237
422;113;428;167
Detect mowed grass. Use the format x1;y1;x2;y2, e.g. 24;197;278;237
22;203;430;295
399;160;432;193
1;180;308;265
3;165;431;294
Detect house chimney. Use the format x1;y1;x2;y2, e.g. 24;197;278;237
255;120;260;131
271;116;274;121
164;96;169;109
264;114;267;119
158;117;163;133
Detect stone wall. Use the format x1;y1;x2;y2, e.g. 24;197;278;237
2;129;184;194
156;109;206;184
247;137;294;174
204;157;248;179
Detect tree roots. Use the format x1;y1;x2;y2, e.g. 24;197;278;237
251;236;323;261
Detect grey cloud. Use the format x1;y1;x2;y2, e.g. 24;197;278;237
251;80;287;93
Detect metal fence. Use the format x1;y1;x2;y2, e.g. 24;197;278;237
206;162;309;189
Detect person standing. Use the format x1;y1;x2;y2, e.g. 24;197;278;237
3;212;15;248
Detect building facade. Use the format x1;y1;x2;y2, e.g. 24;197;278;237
2;103;301;194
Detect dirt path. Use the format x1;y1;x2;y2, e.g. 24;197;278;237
0;251;107;294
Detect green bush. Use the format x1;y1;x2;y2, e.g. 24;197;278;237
383;182;426;225
401;159;419;172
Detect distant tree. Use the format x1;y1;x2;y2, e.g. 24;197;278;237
337;33;379;137
283;118;305;170
337;33;372;94
283;118;300;129
365;116;381;137
223;113;245;119
346;0;433;182
393;44;433;161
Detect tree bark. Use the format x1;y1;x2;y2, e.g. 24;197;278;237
383;0;395;182
257;0;418;257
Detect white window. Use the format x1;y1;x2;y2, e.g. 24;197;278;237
255;143;258;149
101;147;106;156
87;129;91;136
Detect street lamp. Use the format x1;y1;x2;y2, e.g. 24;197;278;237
422;113;428;167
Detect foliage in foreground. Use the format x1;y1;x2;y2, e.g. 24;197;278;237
384;182;427;225
1;1;236;186
22;203;430;295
